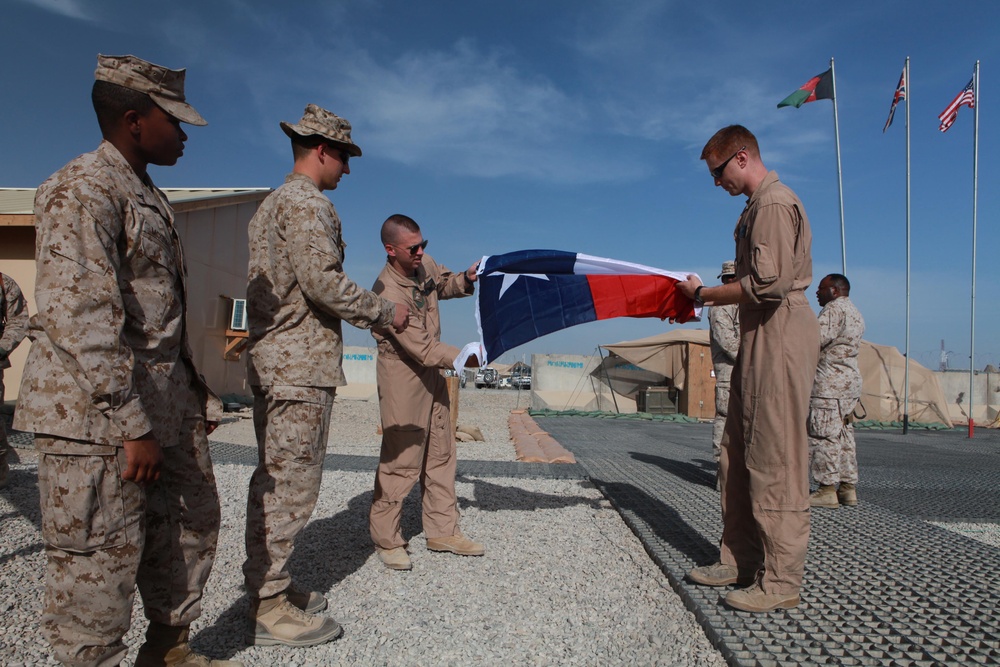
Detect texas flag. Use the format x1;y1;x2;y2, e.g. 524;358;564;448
475;249;701;364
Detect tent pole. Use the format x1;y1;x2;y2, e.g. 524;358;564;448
597;346;620;413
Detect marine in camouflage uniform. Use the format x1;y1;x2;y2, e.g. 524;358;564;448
808;274;865;508
708;262;739;466
1;272;28;487
368;215;484;571
14;55;238;666
243;104;407;647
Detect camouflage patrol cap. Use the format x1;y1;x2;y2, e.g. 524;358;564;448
280;104;362;157
718;260;736;278
94;54;207;126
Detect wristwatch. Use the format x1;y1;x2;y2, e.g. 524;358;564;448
693;285;705;304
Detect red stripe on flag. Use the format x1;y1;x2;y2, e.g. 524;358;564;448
586;275;697;323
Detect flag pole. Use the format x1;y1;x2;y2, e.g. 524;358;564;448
968;60;980;438
830;57;847;274
903;57;911;435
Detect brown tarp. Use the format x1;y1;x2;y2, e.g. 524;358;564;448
601;329;710;392
858;341;953;426
602;331;953;427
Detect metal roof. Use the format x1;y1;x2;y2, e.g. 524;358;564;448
0;187;271;216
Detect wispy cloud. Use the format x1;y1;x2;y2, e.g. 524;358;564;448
13;0;93;21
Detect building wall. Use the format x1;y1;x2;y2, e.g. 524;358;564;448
175;201;259;398
934;370;999;427
0;226;36;402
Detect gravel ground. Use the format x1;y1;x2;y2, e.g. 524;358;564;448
0;389;726;667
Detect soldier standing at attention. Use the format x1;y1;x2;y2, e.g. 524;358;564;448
676;125;819;613
708;260;739;483
808;273;865;508
243;104;409;647
0;272;28;488
15;55;239;666
368;214;484;571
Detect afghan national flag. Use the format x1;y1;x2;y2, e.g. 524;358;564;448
475;249;701;364
777;68;834;108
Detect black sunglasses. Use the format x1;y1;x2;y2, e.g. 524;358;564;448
394;239;428;255
710;146;745;179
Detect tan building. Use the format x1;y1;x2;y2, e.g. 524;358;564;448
0;187;270;402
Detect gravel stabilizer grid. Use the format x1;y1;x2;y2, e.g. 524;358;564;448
534;416;1000;667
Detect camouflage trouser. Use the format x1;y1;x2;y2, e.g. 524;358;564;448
0;370;8;455
712;380;730;462
37;419;220;667
808;395;859;486
244;384;335;600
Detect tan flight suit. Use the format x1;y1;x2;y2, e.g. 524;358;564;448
244;172;396;599
1;273;28;459
708;302;739;462
718;171;820;596
809;296;865;486
369;254;474;549
15;142;223;666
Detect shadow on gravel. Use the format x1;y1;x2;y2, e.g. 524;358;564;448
456;476;604;512
589;479;718;567
196;490;385;658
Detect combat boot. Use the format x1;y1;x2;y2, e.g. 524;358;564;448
809;484;839;508
134;622;243;667
837;482;858;506
724;583;799;612
249;593;342;647
426;530;485;556
285;585;329;614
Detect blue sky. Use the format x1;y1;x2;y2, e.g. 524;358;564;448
3;0;998;370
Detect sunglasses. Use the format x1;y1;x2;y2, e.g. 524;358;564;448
324;144;350;165
710;146;745;179
394;239;429;255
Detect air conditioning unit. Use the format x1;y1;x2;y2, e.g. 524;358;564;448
230;298;248;331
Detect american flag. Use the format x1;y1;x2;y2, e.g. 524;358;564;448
938;77;976;132
883;68;906;132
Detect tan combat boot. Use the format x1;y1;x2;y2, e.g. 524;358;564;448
134;623;243;667
248;593;342;647
809;484;839;508
837;482;858;506
426;530;485;556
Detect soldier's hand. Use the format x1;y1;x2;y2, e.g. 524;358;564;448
465;260;481;284
122;434;164;484
205;421;219;436
391;303;410;333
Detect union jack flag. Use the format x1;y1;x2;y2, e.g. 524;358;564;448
938;76;976;132
883;68;906;132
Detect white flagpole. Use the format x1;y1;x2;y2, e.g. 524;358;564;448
903;57;911;434
969;60;980;437
830;57;847;274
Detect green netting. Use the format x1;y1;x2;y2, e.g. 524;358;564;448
527;408;700;423
853;419;954;431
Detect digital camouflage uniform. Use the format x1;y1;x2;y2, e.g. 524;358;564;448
15;140;223;666
809;296;865;486
1;273;29;466
719;171;820;596
244;172;396;600
708;302;739;462
368;254;474;550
